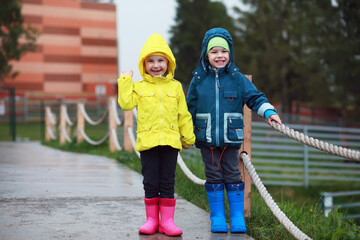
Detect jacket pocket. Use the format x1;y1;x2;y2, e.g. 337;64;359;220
136;123;153;149
136;123;152;135
139;92;156;105
164;91;178;115
195;113;211;143
224;90;237;102
224;113;244;143
138;92;157;116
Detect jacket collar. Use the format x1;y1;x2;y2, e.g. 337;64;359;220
192;62;239;81
143;73;172;84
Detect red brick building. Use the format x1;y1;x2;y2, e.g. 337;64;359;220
4;0;118;95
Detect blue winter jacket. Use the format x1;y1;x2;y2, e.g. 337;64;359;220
186;28;276;149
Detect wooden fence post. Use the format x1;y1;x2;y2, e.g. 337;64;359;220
77;102;84;144
59;104;66;145
239;75;252;218
124;110;133;152
45;106;51;142
108;97;117;152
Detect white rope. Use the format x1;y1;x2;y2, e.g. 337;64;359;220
63;106;75;126
47;126;57;140
271;121;360;161
46;107;56;125
79;129;109;145
132;108;137;119
111;98;122;125
241;152;312;240
177;154;206;185
111;128;122;151
127;126;140;158
59;126;72;143
79;104;108;126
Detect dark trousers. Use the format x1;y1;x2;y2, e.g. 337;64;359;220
200;147;242;184
140;146;179;199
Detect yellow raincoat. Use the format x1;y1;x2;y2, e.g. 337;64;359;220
117;33;195;152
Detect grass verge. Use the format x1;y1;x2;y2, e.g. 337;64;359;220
42;139;360;240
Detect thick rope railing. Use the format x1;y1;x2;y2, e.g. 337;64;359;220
111;98;122;125
111;128;122;150
108;98;123;151
45;100;120;150
177;154;206;185
271;121;360;161
46;107;57;126
47;126;57;140
46;107;57;140
79;104;108;126
241;152;312;240
60;125;72;143
79;129;109;145
64;106;75;126
127;126;140;158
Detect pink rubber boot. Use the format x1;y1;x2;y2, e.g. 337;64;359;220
139;197;159;235
158;198;183;236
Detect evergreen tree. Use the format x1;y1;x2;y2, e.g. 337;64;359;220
231;0;360;123
169;0;234;87
315;0;360;121
0;0;38;87
233;0;333;120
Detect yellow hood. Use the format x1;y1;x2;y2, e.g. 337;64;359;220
138;33;176;79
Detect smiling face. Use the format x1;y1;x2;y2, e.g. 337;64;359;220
207;47;230;69
145;55;168;77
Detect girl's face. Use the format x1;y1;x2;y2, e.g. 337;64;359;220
145;55;168;77
207;47;230;69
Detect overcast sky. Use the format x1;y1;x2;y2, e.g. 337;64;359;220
116;0;245;81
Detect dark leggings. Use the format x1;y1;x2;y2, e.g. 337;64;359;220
201;146;242;184
140;146;179;198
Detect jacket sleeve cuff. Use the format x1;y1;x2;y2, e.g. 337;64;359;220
257;103;275;116
264;109;277;120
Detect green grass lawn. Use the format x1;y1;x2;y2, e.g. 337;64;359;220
2;122;360;239
0;122;43;141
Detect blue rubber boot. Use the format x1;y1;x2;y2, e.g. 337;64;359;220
225;183;247;233
205;183;228;233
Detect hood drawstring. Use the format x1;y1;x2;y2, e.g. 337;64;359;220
217;146;227;170
210;147;228;171
210;147;215;165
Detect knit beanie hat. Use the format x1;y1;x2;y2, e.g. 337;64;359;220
207;37;230;54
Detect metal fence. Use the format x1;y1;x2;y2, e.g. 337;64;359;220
0;91;109;123
322;191;360;219
2;91;360;187
181;121;360;187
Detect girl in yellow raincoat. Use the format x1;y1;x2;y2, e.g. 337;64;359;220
117;33;195;236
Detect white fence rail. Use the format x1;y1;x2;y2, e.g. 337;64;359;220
181;121;360;187
321;191;360;219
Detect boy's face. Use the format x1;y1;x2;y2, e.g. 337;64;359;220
145;55;168;77
207;47;230;69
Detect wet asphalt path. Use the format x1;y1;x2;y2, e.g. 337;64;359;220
0;141;253;240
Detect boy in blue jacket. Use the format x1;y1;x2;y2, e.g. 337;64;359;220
186;28;282;233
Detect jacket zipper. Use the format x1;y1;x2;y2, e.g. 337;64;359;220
215;69;220;147
158;77;163;144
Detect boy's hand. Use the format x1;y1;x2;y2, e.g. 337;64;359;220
267;114;282;126
121;70;133;77
182;145;188;150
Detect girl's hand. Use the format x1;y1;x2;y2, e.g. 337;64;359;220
121;70;133;77
267;114;282;126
